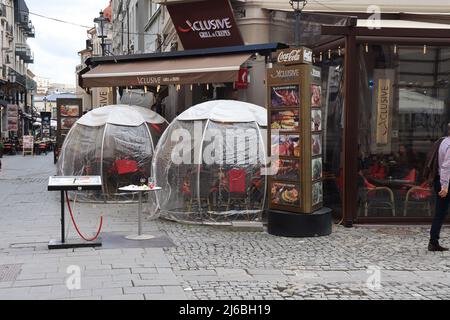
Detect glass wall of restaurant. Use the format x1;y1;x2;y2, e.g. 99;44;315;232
317;56;345;220
358;44;450;219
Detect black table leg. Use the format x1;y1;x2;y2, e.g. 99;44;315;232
61;190;65;244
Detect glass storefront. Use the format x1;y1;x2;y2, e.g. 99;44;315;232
357;44;450;218
318;56;345;219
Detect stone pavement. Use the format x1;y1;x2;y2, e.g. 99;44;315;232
0;154;449;300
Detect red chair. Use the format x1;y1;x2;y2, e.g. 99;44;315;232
226;169;249;211
360;175;395;217
39;143;47;155
112;159;143;190
404;182;433;217
114;160;139;175
403;169;417;184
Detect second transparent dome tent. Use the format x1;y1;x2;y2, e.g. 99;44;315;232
58;105;168;204
153;100;268;225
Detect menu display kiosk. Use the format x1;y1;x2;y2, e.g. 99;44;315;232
266;47;332;237
47;176;103;249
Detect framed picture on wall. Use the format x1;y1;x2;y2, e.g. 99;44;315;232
312;181;323;206
311;109;322;132
271;110;300;131
271;85;300;108
311;84;322;107
60;118;78;130
312;134;322;156
271;135;301;157
272;159;300;181
60;105;82;117
271;182;301;207
312;157;323;181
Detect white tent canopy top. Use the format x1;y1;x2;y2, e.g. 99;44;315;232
77;105;167;127
176;100;267;126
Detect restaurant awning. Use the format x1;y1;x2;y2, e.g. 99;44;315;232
81;53;252;88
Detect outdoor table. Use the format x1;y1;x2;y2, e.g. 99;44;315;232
119;185;162;241
367;177;414;189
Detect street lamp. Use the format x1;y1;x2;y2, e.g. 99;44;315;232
94;11;110;56
289;0;308;46
8;70;16;84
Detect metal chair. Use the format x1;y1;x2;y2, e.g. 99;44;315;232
360;176;396;217
112;159;144;190
403;182;432;217
186;169;212;212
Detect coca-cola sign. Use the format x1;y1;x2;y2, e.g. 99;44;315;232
274;47;313;66
167;0;244;50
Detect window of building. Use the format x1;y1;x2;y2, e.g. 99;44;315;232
316;55;345;220
357;44;450;218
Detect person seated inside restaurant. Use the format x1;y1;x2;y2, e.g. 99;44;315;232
389;144;417;180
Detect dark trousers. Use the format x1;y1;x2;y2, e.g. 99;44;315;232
431;177;450;242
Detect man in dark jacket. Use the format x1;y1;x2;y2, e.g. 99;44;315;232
430;124;450;251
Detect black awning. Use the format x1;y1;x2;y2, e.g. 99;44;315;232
85;43;288;67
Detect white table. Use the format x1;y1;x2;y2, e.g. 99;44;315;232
119;186;162;240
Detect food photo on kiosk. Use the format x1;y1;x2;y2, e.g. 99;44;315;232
0;0;449;305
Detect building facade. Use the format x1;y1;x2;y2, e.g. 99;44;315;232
0;0;36;138
112;0;165;55
76;3;114;111
81;0;450;224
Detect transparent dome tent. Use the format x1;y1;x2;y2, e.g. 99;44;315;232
153;100;268;225
57;105;168;204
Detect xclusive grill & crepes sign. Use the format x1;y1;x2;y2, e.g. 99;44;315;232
167;0;244;50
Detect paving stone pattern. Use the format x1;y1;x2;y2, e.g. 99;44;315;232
0;154;449;300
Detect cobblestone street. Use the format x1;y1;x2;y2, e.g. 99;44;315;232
0;155;449;300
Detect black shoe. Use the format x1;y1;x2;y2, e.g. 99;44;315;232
428;242;449;252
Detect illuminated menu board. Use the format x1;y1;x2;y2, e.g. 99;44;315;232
267;48;323;214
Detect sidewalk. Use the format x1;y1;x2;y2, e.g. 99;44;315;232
0;154;449;300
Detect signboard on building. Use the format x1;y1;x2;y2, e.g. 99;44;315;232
56;98;82;150
235;68;249;89
167;0;244;50
267;51;323;214
372;69;395;153
93;87;114;108
23;135;34;156
273;47;313;66
41;112;52;139
7;104;19;132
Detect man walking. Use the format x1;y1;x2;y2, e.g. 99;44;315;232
430;124;450;251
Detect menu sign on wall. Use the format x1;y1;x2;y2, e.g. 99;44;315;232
267;47;323;214
167;0;244;50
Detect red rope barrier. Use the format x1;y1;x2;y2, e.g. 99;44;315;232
65;191;103;242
